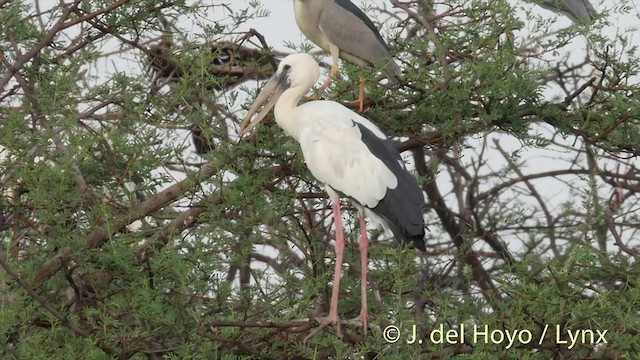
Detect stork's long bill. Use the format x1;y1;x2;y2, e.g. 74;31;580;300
239;72;288;136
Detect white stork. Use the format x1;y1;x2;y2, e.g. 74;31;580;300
239;53;425;337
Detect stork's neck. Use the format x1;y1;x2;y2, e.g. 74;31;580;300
273;86;305;141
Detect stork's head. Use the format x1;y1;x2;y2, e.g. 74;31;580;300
239;53;320;135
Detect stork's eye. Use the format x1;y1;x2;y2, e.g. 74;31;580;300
283;64;291;71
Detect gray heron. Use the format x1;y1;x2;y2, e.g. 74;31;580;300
293;0;401;112
239;53;425;337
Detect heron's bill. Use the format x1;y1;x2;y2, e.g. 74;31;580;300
239;76;285;136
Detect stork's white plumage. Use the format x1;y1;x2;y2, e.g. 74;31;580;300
240;53;425;338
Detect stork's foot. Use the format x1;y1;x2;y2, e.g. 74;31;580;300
303;316;372;342
304;314;341;343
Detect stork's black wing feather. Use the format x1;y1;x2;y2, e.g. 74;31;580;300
354;122;426;251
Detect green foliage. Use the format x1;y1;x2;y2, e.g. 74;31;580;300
0;0;639;359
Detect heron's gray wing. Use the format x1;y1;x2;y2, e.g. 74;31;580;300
318;0;391;65
538;0;596;24
335;0;388;50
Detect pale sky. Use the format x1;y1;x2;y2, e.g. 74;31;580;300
25;0;640;251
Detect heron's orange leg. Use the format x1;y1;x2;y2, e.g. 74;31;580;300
358;74;366;113
346;73;367;112
304;201;344;341
316;63;339;99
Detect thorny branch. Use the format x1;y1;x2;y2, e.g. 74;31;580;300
1;0;639;358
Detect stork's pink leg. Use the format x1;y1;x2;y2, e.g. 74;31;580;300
326;200;345;335
305;201;344;341
358;213;369;336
